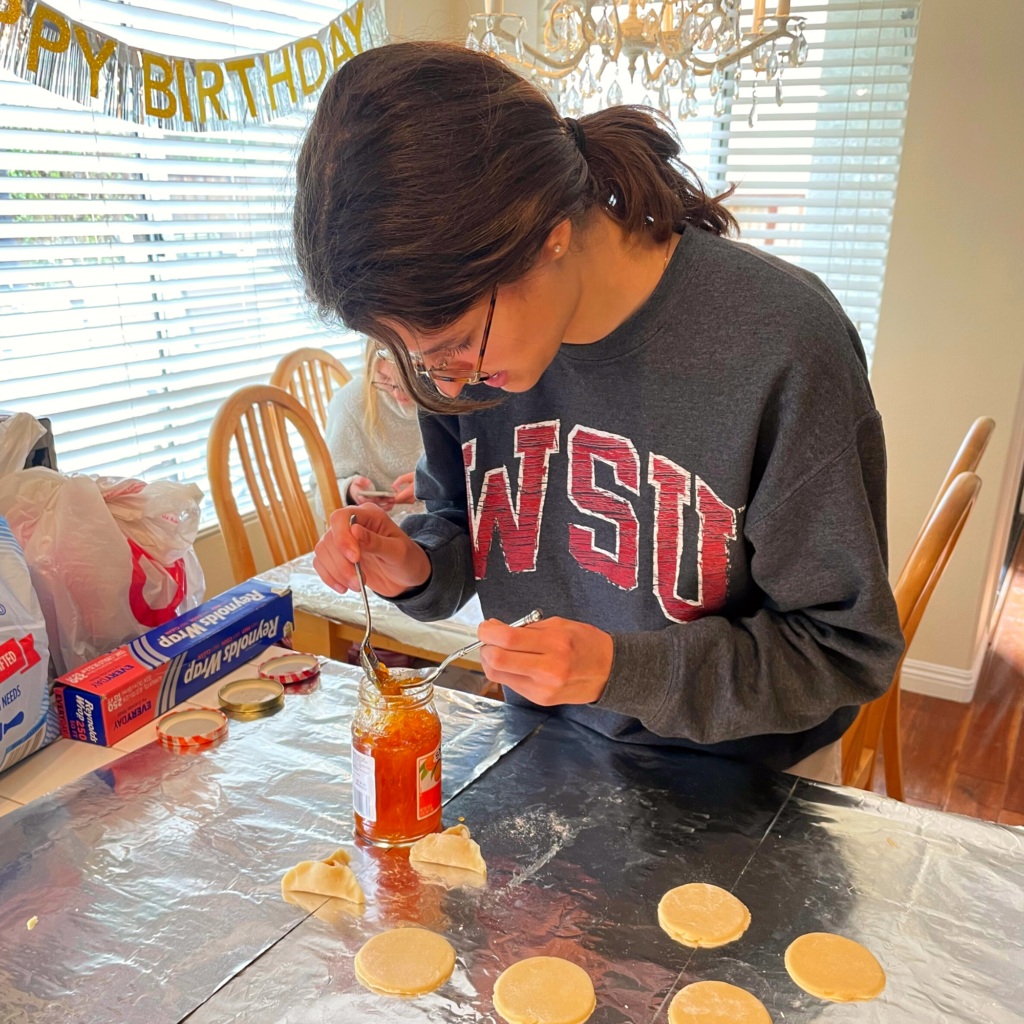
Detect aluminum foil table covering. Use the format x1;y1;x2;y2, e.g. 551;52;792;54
257;554;484;662
0;660;545;1024
185;716;1024;1024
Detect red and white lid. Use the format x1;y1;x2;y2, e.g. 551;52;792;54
156;707;228;751
259;653;321;684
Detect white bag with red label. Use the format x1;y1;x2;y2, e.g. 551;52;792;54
0;425;206;676
0;512;54;774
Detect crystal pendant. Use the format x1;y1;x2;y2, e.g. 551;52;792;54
643;10;660;41
465;29;479;51
793;33;808;65
607;78;623;107
596;14;613;46
710;65;724;95
677;93;690;120
555;17;568;54
775;77;783;106
564;84;583;117
683;12;698;43
766;46;779;81
687;92;699;118
667;60;682;87
713;88;727;117
641;61;655;88
480;30;500;56
567;17;579;49
700;21;715;49
581;66;598;98
682;65;696;96
642;92;654;109
658;81;671;114
748;91;758;128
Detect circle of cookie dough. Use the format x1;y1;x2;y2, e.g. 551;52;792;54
668;981;770;1024
493;956;596;1024
658;883;751;948
785;932;886;1002
354;927;456;996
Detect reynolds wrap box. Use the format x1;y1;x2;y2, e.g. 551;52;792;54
54;581;293;746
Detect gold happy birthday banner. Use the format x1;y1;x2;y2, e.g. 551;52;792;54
0;0;386;131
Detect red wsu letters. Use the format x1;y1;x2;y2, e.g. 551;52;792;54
463;421;738;623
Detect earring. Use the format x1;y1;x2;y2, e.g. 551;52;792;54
554;244;562;253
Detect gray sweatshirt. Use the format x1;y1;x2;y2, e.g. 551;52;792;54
393;225;904;769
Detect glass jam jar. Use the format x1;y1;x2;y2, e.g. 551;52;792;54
350;672;442;846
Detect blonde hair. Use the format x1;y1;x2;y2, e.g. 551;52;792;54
362;340;382;439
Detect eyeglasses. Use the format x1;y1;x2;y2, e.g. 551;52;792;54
417;284;498;386
371;381;403;394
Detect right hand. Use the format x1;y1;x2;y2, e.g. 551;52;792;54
349;475;395;512
313;505;432;598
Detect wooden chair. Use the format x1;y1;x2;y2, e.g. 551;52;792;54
208;385;343;584
842;472;983;797
841;417;995;797
270;347;352;435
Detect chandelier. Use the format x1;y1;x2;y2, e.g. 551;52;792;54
466;1;808;121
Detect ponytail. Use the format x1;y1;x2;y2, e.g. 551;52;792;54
574;106;736;241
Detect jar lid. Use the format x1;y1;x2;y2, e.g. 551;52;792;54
156;707;228;751
218;678;285;715
259;653;321;684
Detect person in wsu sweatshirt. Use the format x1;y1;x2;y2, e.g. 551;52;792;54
292;43;904;783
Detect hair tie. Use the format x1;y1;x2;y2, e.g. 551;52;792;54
563;117;588;161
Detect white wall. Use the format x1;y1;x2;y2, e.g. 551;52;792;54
870;0;1024;695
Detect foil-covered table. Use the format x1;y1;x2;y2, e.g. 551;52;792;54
2;699;1022;1023
0;660;544;1024
182;716;1024;1024
257;554;484;662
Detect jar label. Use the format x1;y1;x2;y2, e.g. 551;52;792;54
351;746;376;823
417;744;442;820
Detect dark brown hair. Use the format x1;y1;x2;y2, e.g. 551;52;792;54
294;41;736;413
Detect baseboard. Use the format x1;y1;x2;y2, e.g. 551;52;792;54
899;658;976;703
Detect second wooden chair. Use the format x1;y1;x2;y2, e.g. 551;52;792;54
270;347;352;435
208;385;343;585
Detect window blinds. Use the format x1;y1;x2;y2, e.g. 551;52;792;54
670;0;920;361
1;0;919;529
0;0;363;526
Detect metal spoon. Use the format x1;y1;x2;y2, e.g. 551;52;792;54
349;513;386;689
413;608;543;687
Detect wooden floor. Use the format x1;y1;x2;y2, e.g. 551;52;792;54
870;539;1024;824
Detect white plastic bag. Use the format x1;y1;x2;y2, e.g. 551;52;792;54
0;513;55;773
0;465;206;677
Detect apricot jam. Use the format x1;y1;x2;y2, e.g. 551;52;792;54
350;673;442;846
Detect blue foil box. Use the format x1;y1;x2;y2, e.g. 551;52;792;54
54;582;294;746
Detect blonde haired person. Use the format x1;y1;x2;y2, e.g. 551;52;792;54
316;343;425;520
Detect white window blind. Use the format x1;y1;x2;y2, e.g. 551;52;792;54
565;0;919;363
0;0;364;526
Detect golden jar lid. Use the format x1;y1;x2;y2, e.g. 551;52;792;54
218;677;285;717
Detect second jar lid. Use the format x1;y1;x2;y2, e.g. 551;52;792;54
218;678;285;716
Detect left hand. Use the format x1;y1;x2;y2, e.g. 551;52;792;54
477;616;614;706
391;472;416;505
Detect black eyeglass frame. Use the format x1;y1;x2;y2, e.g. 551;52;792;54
416;284;498;385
